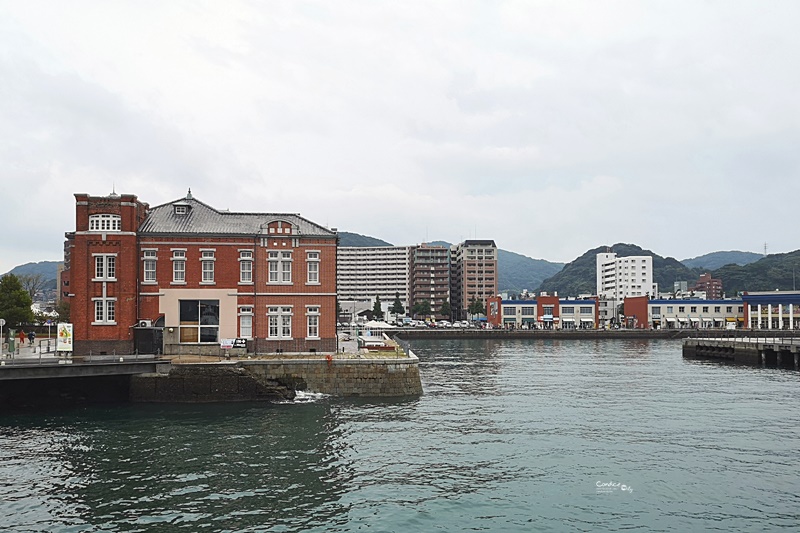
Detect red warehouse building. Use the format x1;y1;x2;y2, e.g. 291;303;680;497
64;190;338;356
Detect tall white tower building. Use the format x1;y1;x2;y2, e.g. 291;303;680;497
596;252;657;300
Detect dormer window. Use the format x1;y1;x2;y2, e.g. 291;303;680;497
175;205;188;215
88;214;121;232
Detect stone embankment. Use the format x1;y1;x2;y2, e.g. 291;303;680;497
130;351;423;402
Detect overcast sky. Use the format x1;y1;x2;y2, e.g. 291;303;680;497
1;0;798;275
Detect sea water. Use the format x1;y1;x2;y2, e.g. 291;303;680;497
1;338;799;532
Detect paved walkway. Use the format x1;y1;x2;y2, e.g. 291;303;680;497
2;337;62;363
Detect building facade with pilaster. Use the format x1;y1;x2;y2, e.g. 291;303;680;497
64;190;338;355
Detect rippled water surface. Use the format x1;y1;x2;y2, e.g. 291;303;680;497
2;339;800;532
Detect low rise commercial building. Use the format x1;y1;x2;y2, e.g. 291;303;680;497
742;291;800;330
640;298;745;329
487;296;597;329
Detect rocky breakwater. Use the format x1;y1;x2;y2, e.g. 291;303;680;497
130;350;423;402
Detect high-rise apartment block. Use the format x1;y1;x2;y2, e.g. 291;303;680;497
596;252;657;300
410;244;451;315
450;240;498;320
336;239;498;321
337;246;413;309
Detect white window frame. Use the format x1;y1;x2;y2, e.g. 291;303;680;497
172;249;186;284
268;251;293;284
239;306;253;339
200;250;215;284
239;250;254;284
306;306;320;339
92;297;117;325
93;254;117;281
267;306;293;339
88;214;121;232
306;251;320;285
142;249;157;283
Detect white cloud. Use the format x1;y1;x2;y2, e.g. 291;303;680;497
0;0;798;275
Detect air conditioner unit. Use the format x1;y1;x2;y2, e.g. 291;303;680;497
138;319;153;328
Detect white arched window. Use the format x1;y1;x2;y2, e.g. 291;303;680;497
89;214;121;232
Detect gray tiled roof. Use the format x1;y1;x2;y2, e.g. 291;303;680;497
138;196;337;237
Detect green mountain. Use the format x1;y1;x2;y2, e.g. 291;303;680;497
682;251;762;270
498;249;564;293
4;261;60;280
338;231;393;247
537;243;700;297
712;250;800;294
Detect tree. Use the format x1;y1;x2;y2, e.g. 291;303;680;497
412;300;432;318
372;296;384;320
18;273;48;301
439;299;452;319
390;292;405;315
0;274;34;328
55;300;71;323
468;297;486;316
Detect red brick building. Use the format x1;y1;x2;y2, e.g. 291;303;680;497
64;190;338;355
623;295;650;329
692;273;723;300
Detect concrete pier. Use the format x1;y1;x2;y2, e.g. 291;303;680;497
683;337;800;368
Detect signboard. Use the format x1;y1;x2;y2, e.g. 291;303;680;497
57;323;73;352
220;338;247;349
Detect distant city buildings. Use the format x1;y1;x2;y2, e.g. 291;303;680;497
336;239;499;321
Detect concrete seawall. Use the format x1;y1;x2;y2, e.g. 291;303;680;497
130;353;423;402
395;329;800;341
683;337;800;367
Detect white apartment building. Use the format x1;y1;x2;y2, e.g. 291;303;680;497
337;246;413;309
596;252;658;300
